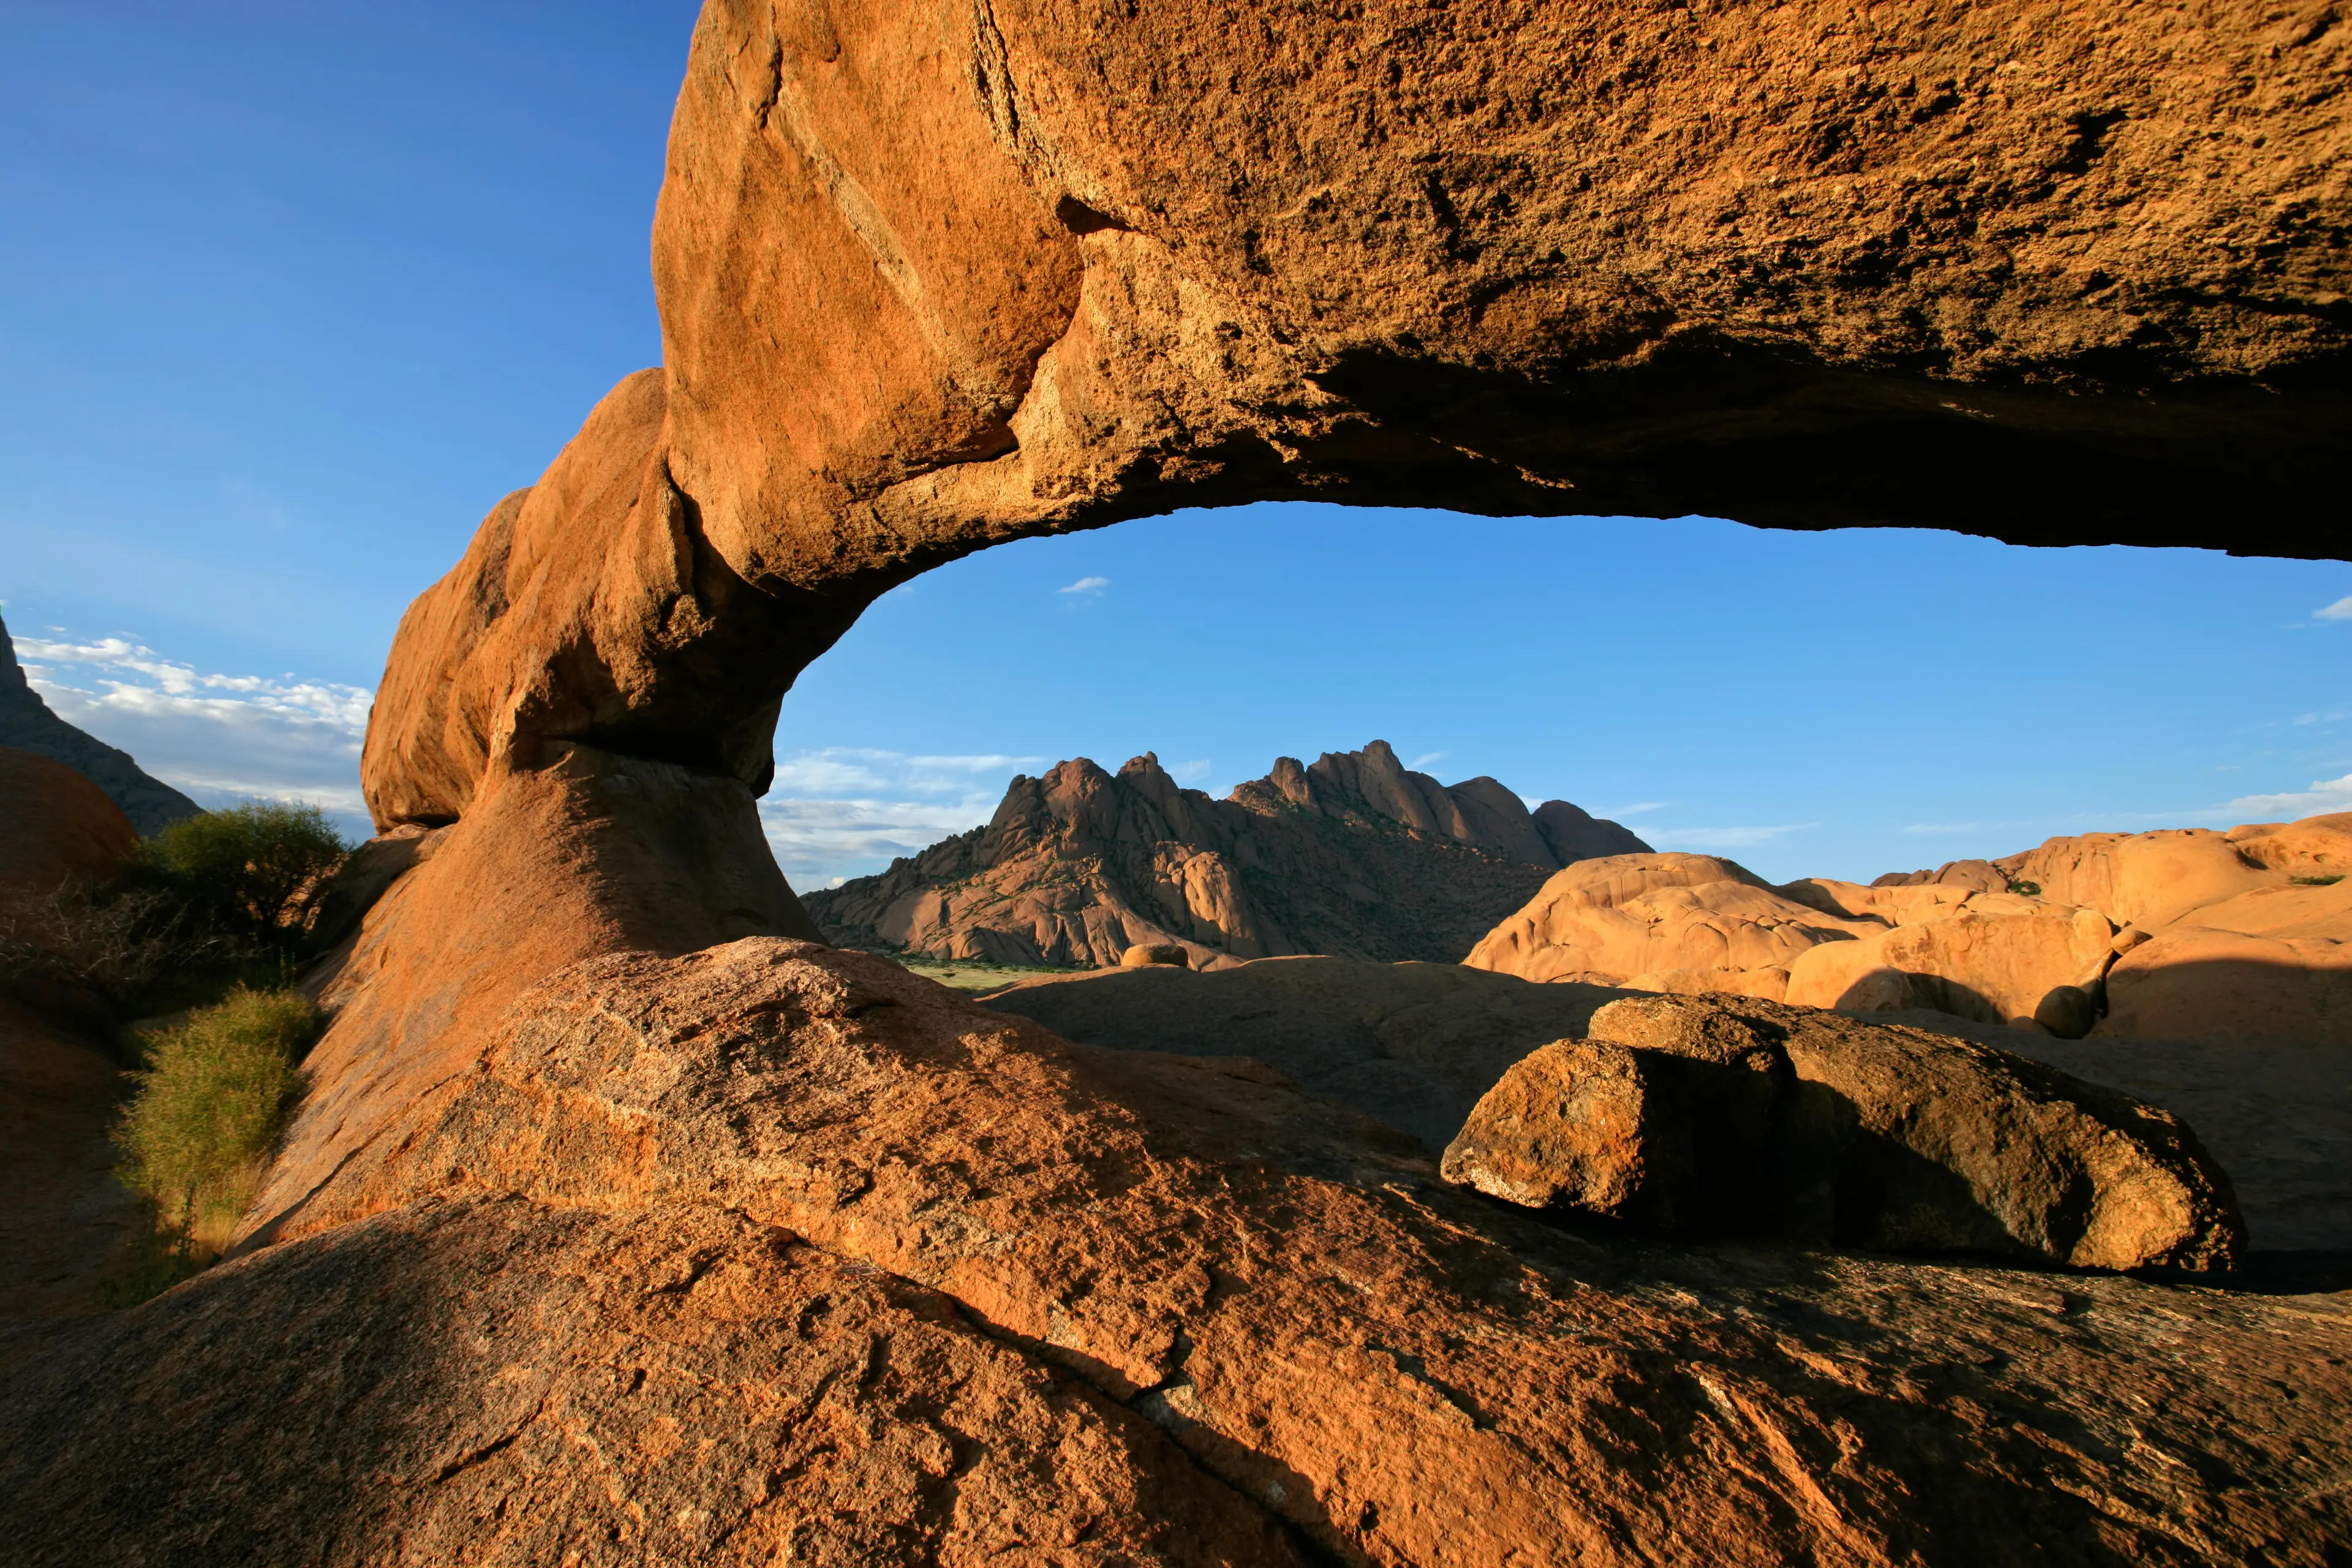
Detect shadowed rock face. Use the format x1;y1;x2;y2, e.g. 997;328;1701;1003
362;0;2350;834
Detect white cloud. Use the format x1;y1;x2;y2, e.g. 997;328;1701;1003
2218;772;2352;822
761;746;1046;888
1409;750;1447;769
1602;801;1670;818
1643;823;1817;850
1058;576;1109;595
2315;595;2352;622
19;634;373;826
1166;757;1213;784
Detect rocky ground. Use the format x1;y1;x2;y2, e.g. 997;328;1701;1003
2;937;2346;1564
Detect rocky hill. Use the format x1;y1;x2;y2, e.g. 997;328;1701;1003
0;612;197;837
802;741;1650;967
1464;815;2352;1050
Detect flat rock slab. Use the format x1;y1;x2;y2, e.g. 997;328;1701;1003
986;956;1626;1150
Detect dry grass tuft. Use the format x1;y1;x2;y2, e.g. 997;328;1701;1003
114;987;322;1275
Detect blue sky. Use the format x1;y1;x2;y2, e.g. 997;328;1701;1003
5;4;2349;891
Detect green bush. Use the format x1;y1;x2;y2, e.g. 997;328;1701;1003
138;802;349;951
115;986;321;1264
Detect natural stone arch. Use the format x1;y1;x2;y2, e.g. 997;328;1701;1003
257;0;2347;1259
51;12;2339;1558
361;0;2351;837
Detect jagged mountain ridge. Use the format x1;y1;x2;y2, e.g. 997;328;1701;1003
804;740;1650;967
0;613;198;837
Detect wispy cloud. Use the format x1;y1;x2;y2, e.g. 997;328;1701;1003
2315;595;2352;622
2218;772;2352;822
1409;750;1447;769
1603;801;1670;818
1166;757;1213;785
1643;823;1817;850
1058;576;1109;596
18;633;372;822
762;746;1045;888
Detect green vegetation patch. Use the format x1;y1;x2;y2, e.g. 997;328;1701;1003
111;986;322;1296
2;800;351;1031
2291;873;2345;886
138;801;348;952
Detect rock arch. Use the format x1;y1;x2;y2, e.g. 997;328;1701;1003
363;0;2351;835
39;9;2350;1559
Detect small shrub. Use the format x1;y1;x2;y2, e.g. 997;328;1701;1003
2292;873;2345;887
2006;879;2042;896
115;986;321;1273
139;802;349;951
0;883;256;1026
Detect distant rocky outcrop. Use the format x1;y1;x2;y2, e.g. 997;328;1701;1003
802;741;1650;968
1468;816;2352;1046
0;613;197;837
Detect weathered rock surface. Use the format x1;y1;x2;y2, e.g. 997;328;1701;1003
75;2;2350;1558
0;757;141;1320
1875;1009;2352;1257
0;1196;1309;1567
0;617;198;837
0;748;143;1031
1782;902;2120;1030
14;936;2340;1563
1569;995;2247;1271
246;744;821;1241
1441;1035;1787;1232
805;742;1646;968
0;997;137;1321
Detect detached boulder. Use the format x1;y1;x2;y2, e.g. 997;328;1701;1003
1441;1010;1787;1232
1446;994;2246;1272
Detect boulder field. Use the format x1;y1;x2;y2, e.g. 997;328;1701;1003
7;0;2350;1560
1466;816;2352;1046
804;741;1648;969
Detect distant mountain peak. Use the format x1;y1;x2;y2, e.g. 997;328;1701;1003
0;612;200;837
804;739;1648;968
